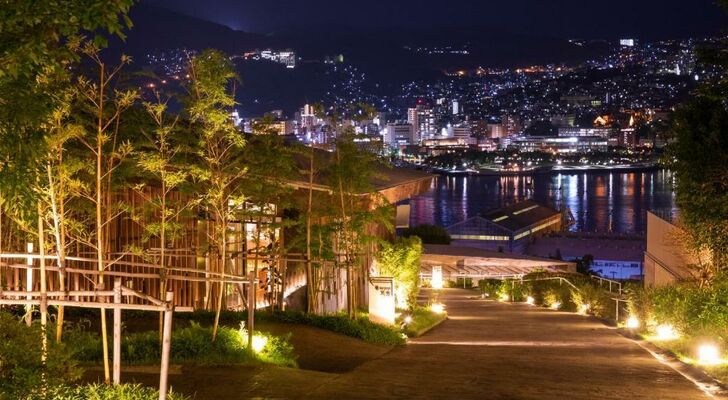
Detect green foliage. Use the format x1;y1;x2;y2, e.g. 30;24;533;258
0;312;82;400
487;273;616;317
0;0;134;228
0;0;133;80
478;279;503;297
543;285;575;311
500;279;526;302
399;307;447;338
185;48;246;225
669;94;728;279
626;280;728;382
666;24;728;280
376;236;422;309
258;311;406;346
64;322;296;367
401;224;451;245
21;383;189;400
447;278;473;288
328;132;394;256
627;281;728;340
570;282;616;321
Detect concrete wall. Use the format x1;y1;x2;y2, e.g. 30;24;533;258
643;212;695;286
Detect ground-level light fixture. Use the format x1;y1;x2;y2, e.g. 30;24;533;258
626;316;640;329
697;344;723;366
526;296;535;305
550;302;561;310
430;303;445;314
404;315;413;324
579;303;590;315
655;324;679;340
499;294;509;302
252;334;268;353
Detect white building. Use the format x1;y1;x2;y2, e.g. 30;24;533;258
385;123;415;147
407;105;436;142
510;136;608;153
527;235;645;280
558;127;612;138
447;124;473;145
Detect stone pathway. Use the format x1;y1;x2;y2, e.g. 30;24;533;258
114;288;709;399
307;288;708;399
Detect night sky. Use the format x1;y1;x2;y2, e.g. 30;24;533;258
145;0;726;39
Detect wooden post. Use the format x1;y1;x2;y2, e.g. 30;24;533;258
159;291;174;400
615;299;619;322
113;278;122;385
25;242;33;326
247;272;254;352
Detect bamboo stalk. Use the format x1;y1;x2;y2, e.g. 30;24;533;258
113;278;121;385
158;291;174;400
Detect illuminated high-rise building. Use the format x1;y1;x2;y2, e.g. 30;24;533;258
408;104;436;142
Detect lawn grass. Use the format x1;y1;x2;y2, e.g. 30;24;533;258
398;307;447;338
640;334;728;385
256;311;407;346
21;383;190;400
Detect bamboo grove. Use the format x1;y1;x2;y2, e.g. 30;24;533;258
0;0;396;385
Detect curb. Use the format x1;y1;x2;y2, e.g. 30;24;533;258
616;329;728;399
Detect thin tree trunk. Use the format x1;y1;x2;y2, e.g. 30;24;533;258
212;212;226;341
96;62;111;384
278;229;287;311
254;216;261;312
47;164;67;342
335;148;353;318
305;147;314;313
159;184;167;342
37;200;48;366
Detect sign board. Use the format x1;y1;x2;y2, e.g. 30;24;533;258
431;265;443;289
368;277;395;325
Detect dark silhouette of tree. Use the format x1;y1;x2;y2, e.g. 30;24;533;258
401;224;451;245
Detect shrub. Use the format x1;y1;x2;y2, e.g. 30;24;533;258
0;312;82;400
503;279;526;302
543;285;574;311
400;224;451;244
65;322;296;367
22;383;189;400
571;282;617;320
376;236;422;309
478;279;503;297
628;280;728;340
496;281;512;300
446;278;473;288
259;311;406;346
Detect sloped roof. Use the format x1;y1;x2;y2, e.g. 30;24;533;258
481;200;561;233
421;244;576;277
288;148;433;197
446;216;510;236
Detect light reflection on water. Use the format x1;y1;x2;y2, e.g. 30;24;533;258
409;170;677;234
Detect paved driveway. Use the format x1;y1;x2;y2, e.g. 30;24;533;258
307;288;707;399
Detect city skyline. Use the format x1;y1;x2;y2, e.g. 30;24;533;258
1;2;727;399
